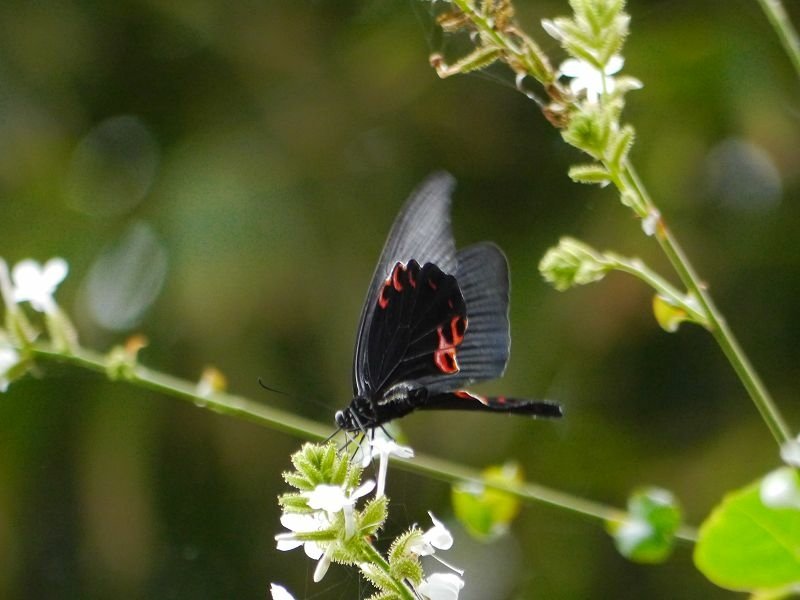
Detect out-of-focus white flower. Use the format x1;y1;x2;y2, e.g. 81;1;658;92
613;517;654;556
559;56;624;103
417;572;465;600
11;258;69;314
304;480;375;538
269;583;295;600
761;468;800;510
410;512;454;556
781;437;800;468
642;209;661;237
0;346;20;392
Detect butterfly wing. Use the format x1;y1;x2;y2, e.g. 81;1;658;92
353;172;458;397
418;241;512;394
418;390;563;418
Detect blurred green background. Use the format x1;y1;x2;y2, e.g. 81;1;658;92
1;0;799;598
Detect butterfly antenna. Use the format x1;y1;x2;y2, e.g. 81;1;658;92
257;378;290;395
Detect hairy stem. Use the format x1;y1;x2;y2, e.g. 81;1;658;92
360;542;417;600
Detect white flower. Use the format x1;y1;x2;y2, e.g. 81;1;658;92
11;258;69;314
559;55;624;103
614;517;654;556
275;512;328;556
761;468;800;510
269;583;295;600
365;432;414;497
641;209;661;237
781;437;800;468
0;346;20;392
410;512;453;556
417;572;465;600
304;480;375;538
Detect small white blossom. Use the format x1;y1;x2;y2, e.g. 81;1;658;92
304;480;375;538
417;572;465;600
642;209;661;237
781;437;800;468
269;583;295;600
410;512;453;556
559;55;624;104
0;346;20;392
275;512;329;558
761;468;800;510
11;258;69;314
614;517;654;556
364;432;414;497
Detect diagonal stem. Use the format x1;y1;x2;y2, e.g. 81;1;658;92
29;341;697;542
756;0;800;79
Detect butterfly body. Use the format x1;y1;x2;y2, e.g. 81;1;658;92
337;172;562;433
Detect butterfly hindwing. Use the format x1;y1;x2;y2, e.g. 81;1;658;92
420;391;563;418
418;242;512;395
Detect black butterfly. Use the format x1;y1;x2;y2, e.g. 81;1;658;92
334;172;563;433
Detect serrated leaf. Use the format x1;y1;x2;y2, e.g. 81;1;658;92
695;472;800;592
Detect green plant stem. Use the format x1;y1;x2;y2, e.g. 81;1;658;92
28;341;697;542
620;162;792;446
756;0;800;79
360;542;416;600
606;253;707;325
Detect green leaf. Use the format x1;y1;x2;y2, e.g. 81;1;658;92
608;487;681;563
452;463;523;541
695;471;800;592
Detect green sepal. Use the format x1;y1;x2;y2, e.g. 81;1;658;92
388;528;424;583
607;124;635;170
360;496;389;536
568;163;612;186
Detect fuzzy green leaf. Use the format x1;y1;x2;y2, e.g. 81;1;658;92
695;472;800;592
568;163;612;186
607;125;635;170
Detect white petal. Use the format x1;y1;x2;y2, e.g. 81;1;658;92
761;468;800;509
605;55;624;75
614;518;653;555
313;546;333;582
280;512;322;533
304;541;325;561
42;258;69;288
275;537;303;552
418;572;465;600
352;479;376;500
270;583;296;600
541;19;563;41
424;512;454;550
306;484;349;512
559;58;588;78
0;347;20;372
781;438;800;468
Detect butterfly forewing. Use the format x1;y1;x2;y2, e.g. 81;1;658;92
365;261;467;395
353;172;458;396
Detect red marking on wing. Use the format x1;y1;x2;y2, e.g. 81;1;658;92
455;390;490;406
434;315;468;374
378;283;390;309
392;263;404;291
